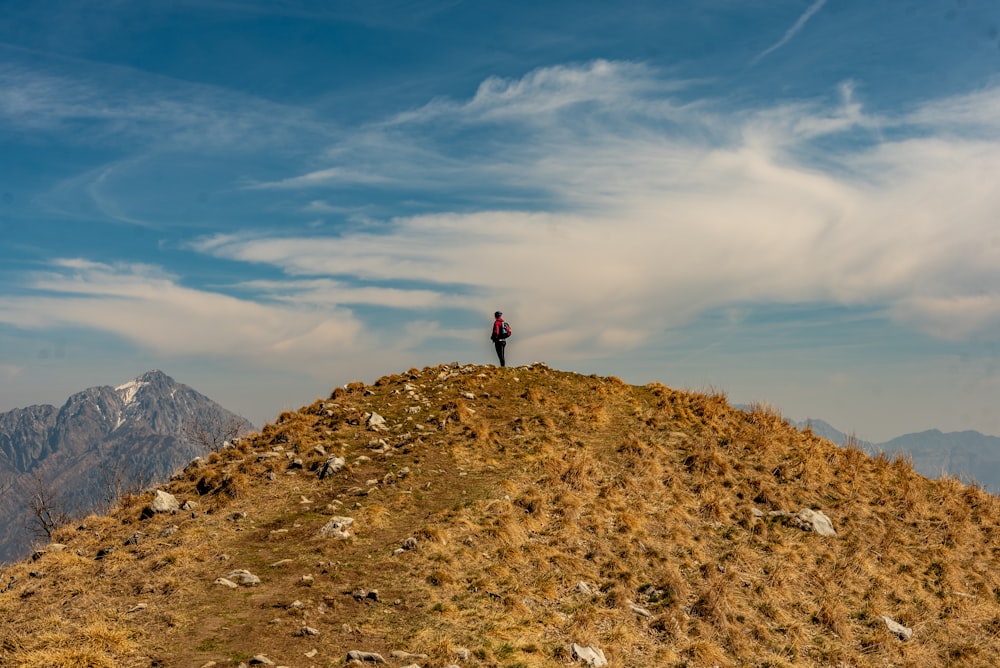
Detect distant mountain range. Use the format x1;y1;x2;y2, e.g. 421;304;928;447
0;370;253;563
792;418;1000;493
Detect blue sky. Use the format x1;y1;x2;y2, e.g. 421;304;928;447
2;0;999;441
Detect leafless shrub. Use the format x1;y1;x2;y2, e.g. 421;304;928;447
19;470;78;542
183;411;250;452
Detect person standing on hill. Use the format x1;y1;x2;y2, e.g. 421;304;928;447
491;310;512;367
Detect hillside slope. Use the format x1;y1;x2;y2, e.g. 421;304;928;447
2;363;1000;667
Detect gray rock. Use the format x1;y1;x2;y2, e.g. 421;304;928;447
319;516;354;539
346;650;387;663
366;412;387;432
214;577;238;589
879;615;913;640
248;656;275;666
149;490;179;514
629;602;652;617
318;456;347;480
454;647;471;662
571;643;608;667
576;581;594;595
297;626;320;636
224;569;261;586
791;508;837;537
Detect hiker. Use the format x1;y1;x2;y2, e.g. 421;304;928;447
490;310;511;367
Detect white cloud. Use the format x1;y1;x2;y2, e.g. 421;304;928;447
192;61;1000;349
0;260;366;368
9;60;1000;370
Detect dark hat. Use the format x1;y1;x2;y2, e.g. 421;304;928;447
494;311;502;317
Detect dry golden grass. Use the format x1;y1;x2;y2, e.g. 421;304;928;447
3;362;1000;667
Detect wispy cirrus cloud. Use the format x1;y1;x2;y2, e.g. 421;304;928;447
0;61;328;151
751;0;828;65
191;60;1000;354
246;167;392;190
8;59;1000;370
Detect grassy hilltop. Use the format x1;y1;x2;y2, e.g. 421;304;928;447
3;363;1000;667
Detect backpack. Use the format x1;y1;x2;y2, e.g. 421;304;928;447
495;320;511;340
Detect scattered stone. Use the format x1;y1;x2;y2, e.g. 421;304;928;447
299;574;314;586
461;392;475;399
576;581;594;596
127;603;147;613
571;643;608;667
159;525;179;538
629;603;652;617
229;511;248;522
751;507;765;518
790;508;837;537
367;412;388;432
270;559;293;568
305;649;318;658
297;626;320;636
312;445;327;457
124;532;145;546
319;516;355;539
350;588;381;602
318;456;347;479
879;615;913;641
454;647;472;662
288;458;304;469
288;600;305;609
215;577;238;589
95;547;115;560
148;490;179;514
346;649;387;663
224;569;261;586
249;656;275;666
401;537;418;551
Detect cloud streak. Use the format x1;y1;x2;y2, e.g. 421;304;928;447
751;0;827;65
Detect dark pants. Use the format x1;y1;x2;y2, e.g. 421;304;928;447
494;340;506;367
